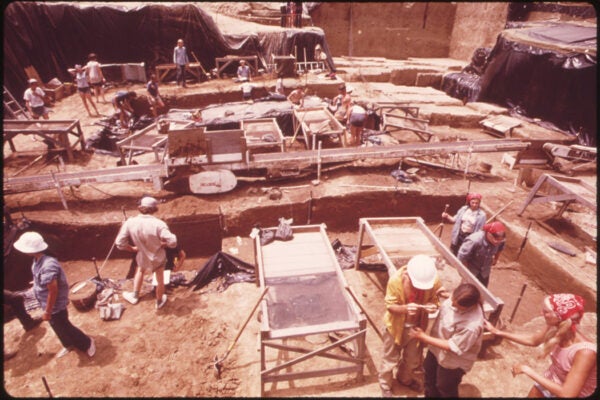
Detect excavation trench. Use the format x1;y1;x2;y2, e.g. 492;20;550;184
6;191;595;313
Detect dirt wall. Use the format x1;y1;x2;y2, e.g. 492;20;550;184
449;2;509;61
309;2;456;59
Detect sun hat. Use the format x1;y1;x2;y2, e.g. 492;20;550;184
406;255;437;290
13;231;48;254
28;78;38;84
140;196;158;208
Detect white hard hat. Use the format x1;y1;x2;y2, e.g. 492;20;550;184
406;255;437;290
140;196;158;208
28;78;38;84
13;231;48;254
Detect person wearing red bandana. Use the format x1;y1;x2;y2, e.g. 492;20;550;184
484;294;596;397
442;193;486;255
457;221;505;287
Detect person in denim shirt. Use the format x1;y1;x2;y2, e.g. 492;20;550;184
13;232;95;359
442;193;486;255
457;221;506;287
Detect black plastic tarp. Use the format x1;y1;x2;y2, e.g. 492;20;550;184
478;23;597;146
189;251;255;292
4;2;328;107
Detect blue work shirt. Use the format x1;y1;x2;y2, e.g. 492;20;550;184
32;254;70;313
457;230;504;281
173;46;189;66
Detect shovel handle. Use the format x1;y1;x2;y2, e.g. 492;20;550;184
225;287;269;355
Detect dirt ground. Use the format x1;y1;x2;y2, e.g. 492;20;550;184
3;3;597;398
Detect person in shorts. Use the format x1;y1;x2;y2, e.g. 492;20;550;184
85;53;107;103
23;79;49;119
70;64;99;117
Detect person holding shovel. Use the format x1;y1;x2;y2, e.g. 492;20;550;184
115;196;177;310
484;293;596;397
457;221;506;287
13;232;96;359
442;193;486;255
378;255;447;396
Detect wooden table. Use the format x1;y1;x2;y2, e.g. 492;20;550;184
3;119;85;161
155;62;207;83
215;55;259;79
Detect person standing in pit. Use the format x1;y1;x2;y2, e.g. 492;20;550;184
70;64;99;117
23;79;49;120
442;193;486;255
146;73;165;119
457;221;506;287
86;53;107;103
13;232;96;359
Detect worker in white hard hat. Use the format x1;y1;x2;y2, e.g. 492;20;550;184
13;231;96;359
378;254;449;397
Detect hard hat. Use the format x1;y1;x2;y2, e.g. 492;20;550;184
28;78;38;84
140;196;158;208
406;255;437;290
13;231;48;254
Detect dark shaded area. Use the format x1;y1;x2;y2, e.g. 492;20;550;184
4;2;328;109
477;23;596;146
189;251;255;292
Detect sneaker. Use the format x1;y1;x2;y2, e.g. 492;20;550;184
87;337;96;357
122;291;139;305
156;294;167;310
56;347;72;359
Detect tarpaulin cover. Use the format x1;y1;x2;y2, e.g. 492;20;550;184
477;23;597;146
189;251;255;292
3;2;328;107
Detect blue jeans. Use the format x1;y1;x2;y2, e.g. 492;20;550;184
49;309;91;352
176;64;186;86
423;350;465;398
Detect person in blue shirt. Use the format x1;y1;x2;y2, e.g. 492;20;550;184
237;60;251;82
13;232;96;359
173;39;189;88
457;221;506;287
146;74;165;118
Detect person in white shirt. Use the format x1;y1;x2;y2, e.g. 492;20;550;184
237;60;251;82
173;39;189;88
23;79;49;119
115;196;178;310
70;64;99;117
85;53;107;103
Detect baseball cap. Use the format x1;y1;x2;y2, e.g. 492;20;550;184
13;231;48;254
140;196;158;208
406;255;437;290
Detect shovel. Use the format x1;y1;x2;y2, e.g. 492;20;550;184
213;286;269;378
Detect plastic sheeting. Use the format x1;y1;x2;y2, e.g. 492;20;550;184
478;23;596;146
189;252;255;292
4;2;329;108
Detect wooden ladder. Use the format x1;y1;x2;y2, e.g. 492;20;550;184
3;86;29;120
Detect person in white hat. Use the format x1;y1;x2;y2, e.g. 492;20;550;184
13;231;96;359
115;196;177;309
408;283;485;398
378;254;448;396
23;78;49;119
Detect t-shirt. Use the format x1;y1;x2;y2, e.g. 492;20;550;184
23;87;46;108
75;71;90;89
241;82;254;95
460;208;479;234
32;255;70;313
237;65;251;80
147;81;159;98
86;60;103;83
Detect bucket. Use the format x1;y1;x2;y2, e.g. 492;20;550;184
70;280;98;311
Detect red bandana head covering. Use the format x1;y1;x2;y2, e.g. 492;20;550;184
466;193;482;203
548;293;585;332
483;221;505;235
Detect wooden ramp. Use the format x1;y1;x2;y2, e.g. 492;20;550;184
255;224;366;396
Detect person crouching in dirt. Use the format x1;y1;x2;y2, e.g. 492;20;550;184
408;283;485;398
457;221;505;287
331;84;352;123
442;193;486;255
112;90;137;128
146;74;165;119
115;196;177;310
70;64;99;117
346;102;366;146
378;255;448;397
484;293;596;398
13;232;96;359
